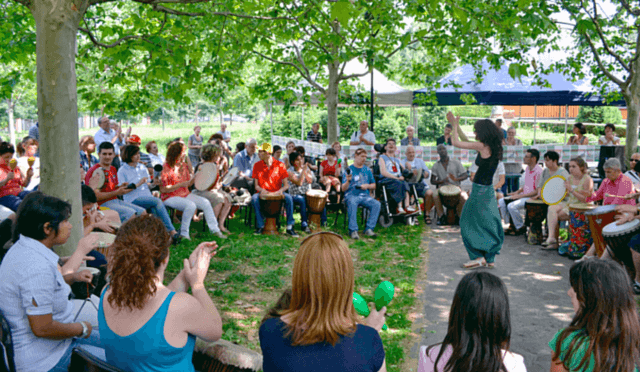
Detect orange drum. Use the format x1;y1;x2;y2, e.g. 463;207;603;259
305;190;327;229
585;205;618;257
259;194;284;235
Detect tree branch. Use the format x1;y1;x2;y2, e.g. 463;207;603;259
584;32;625;86
251;50;326;94
79;27;145;48
619;0;640;16
584;0;630;72
340;71;370;81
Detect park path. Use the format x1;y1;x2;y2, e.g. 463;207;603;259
411;225;575;371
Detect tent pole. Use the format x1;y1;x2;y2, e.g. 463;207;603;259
301;106;305;141
533;104;537;146
270;101;274;140
564;105;569;143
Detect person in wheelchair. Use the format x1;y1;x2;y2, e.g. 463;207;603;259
403;145;434;223
378;138;417;214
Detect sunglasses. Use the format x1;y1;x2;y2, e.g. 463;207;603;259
301;231;344;245
631;159;639;162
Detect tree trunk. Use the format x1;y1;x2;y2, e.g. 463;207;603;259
624;93;639;167
326;61;340;144
6;97;15;146
32;0;88;256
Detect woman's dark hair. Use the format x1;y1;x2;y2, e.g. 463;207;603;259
544;151;560;163
385;138;396;146
574;122;586;135
14;192;71;241
121;145;140;164
261;288;292;326
294;146;306;155
325;148;336;156
604;123;616;132
526;149;540;163
553;260;640;372
0;142;15;156
427;271;511;372
209;133;224;142
289;151;301;166
108;214;171;311
235;142;245;153
166;142;185;167
98;141;115;153
81;184;97;206
474;119;503;161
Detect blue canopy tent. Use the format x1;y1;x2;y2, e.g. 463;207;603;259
413;61;625;143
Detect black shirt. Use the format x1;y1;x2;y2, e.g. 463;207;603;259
473;153;499;186
436;135;452;146
306;130;322;143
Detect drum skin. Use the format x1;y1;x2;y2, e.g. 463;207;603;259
195;163;218;191
568;203;597;258
192;338;262;372
585;205;618;257
603;220;640;280
259;194;284;235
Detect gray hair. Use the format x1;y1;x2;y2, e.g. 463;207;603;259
507;126;516;133
246;138;257;145
604;158;621;170
437;144;447;151
406;125;415;132
109;119;117;126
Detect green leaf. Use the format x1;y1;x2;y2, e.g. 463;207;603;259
331;1;352;28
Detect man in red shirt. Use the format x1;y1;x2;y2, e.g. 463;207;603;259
251;143;298;236
85;142;146;222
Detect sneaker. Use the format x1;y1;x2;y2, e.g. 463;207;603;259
286;229;299;237
212;231;227;239
406;206;417;213
303;226;312;234
633;282;640;295
397;206;406;214
254;228;264;235
350;231;360;240
363;229;377;238
180;235;191;241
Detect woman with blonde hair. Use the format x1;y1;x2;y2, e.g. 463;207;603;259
99;214;223;371
260;232;387;372
192;143;232;234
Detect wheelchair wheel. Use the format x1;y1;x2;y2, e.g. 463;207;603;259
405;215;418;226
378;214;393;228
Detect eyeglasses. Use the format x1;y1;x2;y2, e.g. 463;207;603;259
632;159;639;162
301;231;344;245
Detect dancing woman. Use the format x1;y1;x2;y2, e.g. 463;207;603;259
448;112;504;269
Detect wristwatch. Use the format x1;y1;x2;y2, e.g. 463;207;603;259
79;321;89;339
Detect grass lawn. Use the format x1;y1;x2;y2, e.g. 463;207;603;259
165;210;427;372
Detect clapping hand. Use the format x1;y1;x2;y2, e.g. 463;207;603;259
446;111;461;126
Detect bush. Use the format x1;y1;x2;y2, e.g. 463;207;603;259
575;107;625;136
417;106;448;142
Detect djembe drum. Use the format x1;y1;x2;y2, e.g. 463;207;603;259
585;205;618;257
93;232;115;260
192;338;263;372
259;194;284;235
524;199;548;245
439;185;461;225
602;219;640;280
568;203;597;258
306;189;327;229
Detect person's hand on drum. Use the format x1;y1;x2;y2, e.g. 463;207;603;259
78;233;100;255
364;303;387;332
615;204;638;215
615;212;636;225
448;173;456;182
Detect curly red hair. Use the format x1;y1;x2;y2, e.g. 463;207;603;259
107;214;171;311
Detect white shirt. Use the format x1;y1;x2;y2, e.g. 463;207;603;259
419;345;526;372
599;135;620;146
469;161;506;190
350;130;376;145
117;162;153;203
217;130;231;140
94;128;124;155
148;153;165;167
17;156;40;191
0;236;75;372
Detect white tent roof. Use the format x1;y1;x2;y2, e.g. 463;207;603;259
299;60;414;106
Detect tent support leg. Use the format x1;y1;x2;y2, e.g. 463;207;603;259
564;105;569;144
533;104;537;146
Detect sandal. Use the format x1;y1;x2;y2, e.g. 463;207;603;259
462;258;487;269
487;263;495;269
424;215;432;224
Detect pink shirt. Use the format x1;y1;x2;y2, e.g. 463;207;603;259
586;173;636;206
418;345;527;372
522;165;543;195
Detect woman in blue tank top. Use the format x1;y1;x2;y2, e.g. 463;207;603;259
98;215;223;371
447;112;504;269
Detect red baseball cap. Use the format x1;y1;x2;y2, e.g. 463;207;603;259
128;134;141;145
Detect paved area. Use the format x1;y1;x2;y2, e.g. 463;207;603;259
413;224;575;371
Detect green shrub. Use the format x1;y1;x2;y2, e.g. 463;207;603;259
576;107;625;136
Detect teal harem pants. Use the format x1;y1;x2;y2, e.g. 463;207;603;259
460;182;504;264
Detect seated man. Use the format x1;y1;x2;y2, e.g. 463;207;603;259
470;160;505;201
349;120;376;146
535;151;570;200
342;148;380;240
231;137;259;192
403;145;434;223
306;122;323;143
498;149;543;235
85;142;146;223
431;144;468;225
624;152;640;195
401;126;420;146
251;143;298;237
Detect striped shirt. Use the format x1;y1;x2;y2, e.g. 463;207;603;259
306;130;322;143
0;235;75;372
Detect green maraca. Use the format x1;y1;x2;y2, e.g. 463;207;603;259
353;292;370;317
374;281;394;331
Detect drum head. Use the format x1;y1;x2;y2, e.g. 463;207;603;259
525;199;546;205
221;167;239;186
584;204;617;216
603;219;640;235
79;267;100;276
541;175;567;205
195;163;218;191
93;232;115;246
439;185;461;196
569;202;597;212
88;167;105;189
407;169;423;184
306;190;328;198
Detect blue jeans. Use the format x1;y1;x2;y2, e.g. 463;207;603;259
346;194;381;233
101;199;146;223
48;329;105;372
0;190;31;211
291;194;309;228
131;196;175;233
252;193;295;229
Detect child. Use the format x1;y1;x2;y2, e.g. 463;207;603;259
320;148;342;203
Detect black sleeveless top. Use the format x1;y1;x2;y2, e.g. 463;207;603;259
473;153;499;186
